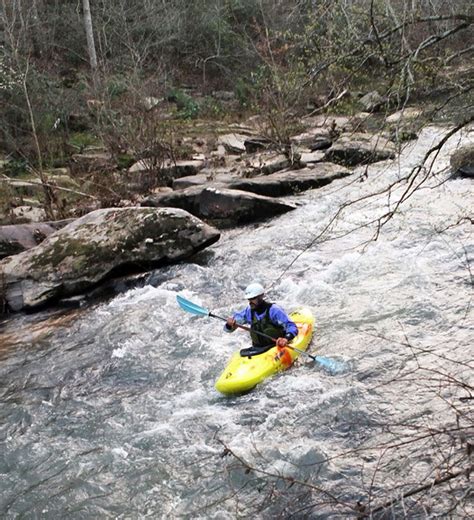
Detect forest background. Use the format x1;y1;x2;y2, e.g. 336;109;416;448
0;0;472;222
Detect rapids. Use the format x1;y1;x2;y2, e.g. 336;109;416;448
0;125;472;518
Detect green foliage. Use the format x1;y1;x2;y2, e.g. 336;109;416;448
198;97;225;119
67;132;101;151
116;153;135;170
3;158;28;178
234;77;254;107
107;77;129;99
167;89;200;119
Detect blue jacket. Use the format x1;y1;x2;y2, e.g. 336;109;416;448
225;303;298;339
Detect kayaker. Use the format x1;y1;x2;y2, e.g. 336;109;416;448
225;282;298;354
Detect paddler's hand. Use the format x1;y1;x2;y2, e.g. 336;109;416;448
276;337;288;348
226;317;237;330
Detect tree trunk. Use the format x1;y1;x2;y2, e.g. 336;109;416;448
82;0;98;70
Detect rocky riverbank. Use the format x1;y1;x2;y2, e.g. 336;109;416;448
1;106;472;314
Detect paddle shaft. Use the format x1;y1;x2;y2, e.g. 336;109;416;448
209;312;318;362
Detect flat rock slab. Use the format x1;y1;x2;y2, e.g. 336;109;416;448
227;162;352;197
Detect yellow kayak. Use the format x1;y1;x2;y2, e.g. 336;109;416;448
215;307;315;395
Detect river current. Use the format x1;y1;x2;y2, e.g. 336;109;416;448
0;125;472;518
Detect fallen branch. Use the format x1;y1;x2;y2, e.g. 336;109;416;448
0;175;98;200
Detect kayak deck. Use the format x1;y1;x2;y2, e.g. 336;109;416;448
215;307;314;395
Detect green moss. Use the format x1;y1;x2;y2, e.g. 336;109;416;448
67;132;101;151
29;233;121;272
116;154;136;169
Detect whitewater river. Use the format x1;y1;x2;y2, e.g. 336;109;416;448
0;125;472;519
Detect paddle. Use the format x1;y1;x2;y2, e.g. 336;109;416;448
176;294;343;373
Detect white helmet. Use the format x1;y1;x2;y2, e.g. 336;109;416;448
244;282;264;299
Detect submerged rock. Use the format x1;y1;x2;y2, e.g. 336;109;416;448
0;207;220;312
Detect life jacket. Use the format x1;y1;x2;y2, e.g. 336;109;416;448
250;302;285;347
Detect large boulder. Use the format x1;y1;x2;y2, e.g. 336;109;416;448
0;207;220;312
199;187;296;225
142;186;295;226
450;144;474;179
0;220;73;259
325;132;396;166
142;186;205;215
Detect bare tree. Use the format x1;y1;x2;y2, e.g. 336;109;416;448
82;0;98;71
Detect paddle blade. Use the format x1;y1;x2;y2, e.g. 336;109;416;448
176;294;210;317
314;355;347;374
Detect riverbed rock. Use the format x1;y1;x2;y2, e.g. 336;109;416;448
217;133;248;154
0;220;73;259
10;206;48;224
142;186;205;216
226;163;352;197
324;132;397;166
386;107;423;123
450;144;474;178
0;207;220;312
199;187;296;225
142;185;295;226
173;171;238;189
244;152;291;177
358;90;387;112
145;162;351;210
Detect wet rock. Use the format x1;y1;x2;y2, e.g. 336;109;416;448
450;144;474;178
199;187;295;225
141;184;296;225
0;207;220;312
325;132;396;166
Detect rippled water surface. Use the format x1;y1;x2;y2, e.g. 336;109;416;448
1;126;473;518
